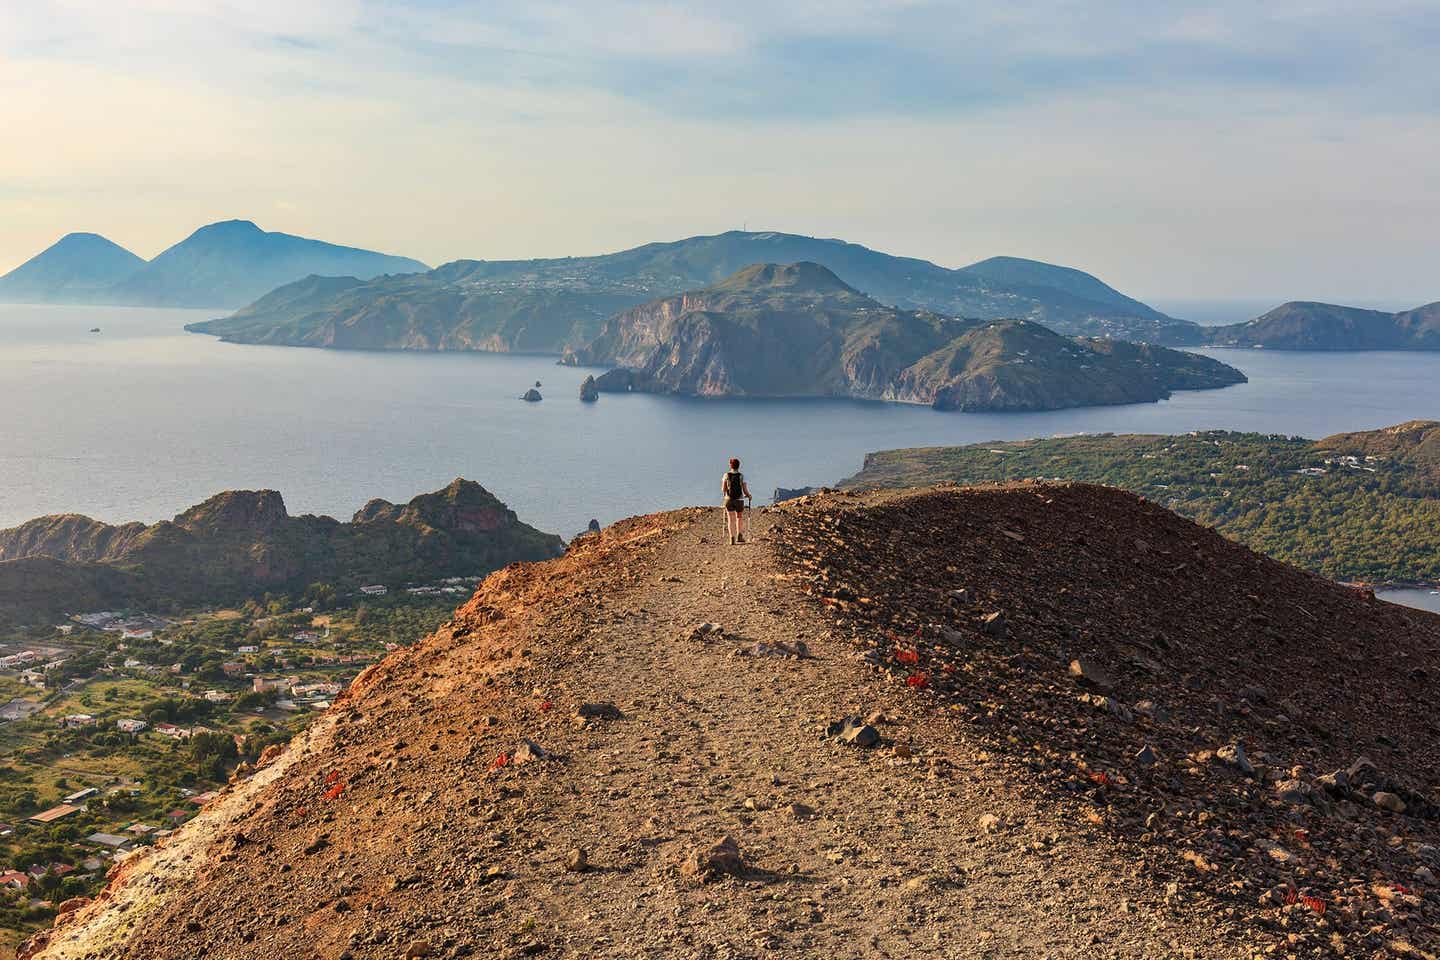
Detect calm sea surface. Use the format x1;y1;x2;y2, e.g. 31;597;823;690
3;304;1439;564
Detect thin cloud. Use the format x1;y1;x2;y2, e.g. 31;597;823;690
1;1;1438;300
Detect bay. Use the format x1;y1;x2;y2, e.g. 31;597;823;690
3;303;1439;558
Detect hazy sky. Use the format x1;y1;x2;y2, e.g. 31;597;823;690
2;1;1437;301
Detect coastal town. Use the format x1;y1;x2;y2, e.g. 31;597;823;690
0;578;475;947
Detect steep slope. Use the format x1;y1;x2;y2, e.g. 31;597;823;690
103;220;428;308
0;233;145;303
187;229;1199;350
0;479;563;625
25;486;1439;959
1204;300;1440;350
566;263;1244;411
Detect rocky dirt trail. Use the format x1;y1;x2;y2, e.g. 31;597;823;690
28;499;1253;960
503;508;1242;959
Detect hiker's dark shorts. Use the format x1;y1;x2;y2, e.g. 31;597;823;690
725;499;746;513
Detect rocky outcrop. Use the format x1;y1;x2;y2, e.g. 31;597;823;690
591;368;636;393
579;376;599;402
522;388;542;402
0;479;564;625
565;263;1244;412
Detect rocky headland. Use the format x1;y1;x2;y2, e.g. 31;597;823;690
564;262;1244;412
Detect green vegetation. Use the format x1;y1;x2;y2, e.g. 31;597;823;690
842;422;1440;584
0;587;456;946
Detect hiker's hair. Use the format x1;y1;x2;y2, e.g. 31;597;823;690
729;458;740;470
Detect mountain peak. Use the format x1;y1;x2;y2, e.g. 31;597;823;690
714;261;856;294
56;231;112;244
101;220;428;308
200;218;262;232
180;219;266;245
0;231;145;303
173;489;290;534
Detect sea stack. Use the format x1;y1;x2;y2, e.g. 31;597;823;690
522;388;542;402
580;376;599;402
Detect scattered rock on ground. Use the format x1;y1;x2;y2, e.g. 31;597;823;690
826;716;880;748
680;836;745;882
1068;659;1113;691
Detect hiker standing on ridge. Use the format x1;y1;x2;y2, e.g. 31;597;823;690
723;457;752;545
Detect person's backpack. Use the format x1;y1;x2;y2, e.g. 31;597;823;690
725;471;745;499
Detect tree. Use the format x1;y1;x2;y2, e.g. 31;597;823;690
190;731;238;781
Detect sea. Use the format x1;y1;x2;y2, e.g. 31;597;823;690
2;301;1438;610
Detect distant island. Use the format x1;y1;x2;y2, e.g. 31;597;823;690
1195;300;1440;350
0;220;427;309
184;229;1201;350
0;479;564;626
841;420;1440;584
561;262;1244;412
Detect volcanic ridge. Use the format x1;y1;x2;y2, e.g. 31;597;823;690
23;484;1440;959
